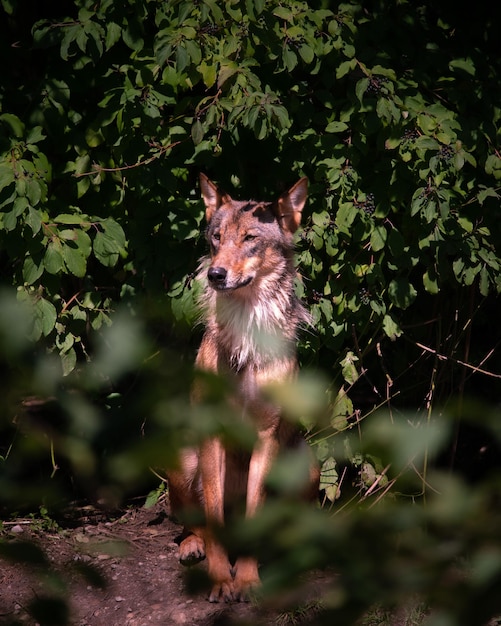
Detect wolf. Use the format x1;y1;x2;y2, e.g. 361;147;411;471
167;173;319;602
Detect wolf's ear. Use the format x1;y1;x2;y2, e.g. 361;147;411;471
275;177;308;233
200;173;232;222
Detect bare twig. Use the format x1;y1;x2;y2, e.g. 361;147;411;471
408;338;501;379
73;140;184;178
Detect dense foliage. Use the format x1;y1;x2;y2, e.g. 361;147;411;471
1;0;501;624
1;0;500;371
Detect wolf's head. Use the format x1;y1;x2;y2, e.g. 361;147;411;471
199;174;308;294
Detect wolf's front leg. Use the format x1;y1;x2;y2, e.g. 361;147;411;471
204;535;235;602
231;431;280;598
200;437;235;602
167;448;207;565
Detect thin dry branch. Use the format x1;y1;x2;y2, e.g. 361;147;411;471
408;338;501;379
73;140;184;178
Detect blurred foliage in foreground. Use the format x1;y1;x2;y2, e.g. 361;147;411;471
1;290;501;625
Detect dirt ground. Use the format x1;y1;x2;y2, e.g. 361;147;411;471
0;500;328;626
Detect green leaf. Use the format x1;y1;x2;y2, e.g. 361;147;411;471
76;25;88;53
340;351;359;384
44;241;64;274
477;187;499;205
311;211;330;227
325;121;348;133
355;78;369;103
282;48;297;72
385;137;401;149
453;152;465;170
319;297;333;320
13;196;29;217
423;199;437;223
3;208;18;231
144;484;166;509
0;164;15;192
0;113;25;137
101;218;126;249
485;154;501;178
270;105;290;129
26;126;46;144
331;387;353;431
417;113;437;134
217;61;239;88
320;457;338;503
410;190;427;217
299;44;314;64
60;23;78;59
2;0;15;15
74;229;92;257
204;0;224;22
198;61;217;88
63;243;87;277
449;57;475;76
122;23;144;51
32;297;57;339
343;43;355;58
61;346;77;376
273;6;293;21
87;23;105;58
423;269;440;294
54;213;88;225
462;265;480;286
382;314;402;340
479;266;489;296
85;125;105;148
25;206;43;235
336;59;356;79
370;224;387;251
106;22;122;50
335;203;357;234
191;120;204;145
254;0;265;15
175;44;189;72
23;255;44;285
77;177;90;199
185;39;201;66
388;278;417;309
26;179;42;206
94;231;120;267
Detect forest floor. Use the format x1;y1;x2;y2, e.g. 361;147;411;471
3;499;498;626
0;499;331;626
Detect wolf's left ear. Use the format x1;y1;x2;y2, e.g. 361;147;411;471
275;177;308;233
200;173;232;222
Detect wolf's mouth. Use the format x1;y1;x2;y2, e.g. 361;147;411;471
211;276;253;291
207;265;254;291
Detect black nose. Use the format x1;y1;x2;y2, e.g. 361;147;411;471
208;266;227;283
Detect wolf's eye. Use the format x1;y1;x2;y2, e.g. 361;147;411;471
244;233;256;242
212;232;221;241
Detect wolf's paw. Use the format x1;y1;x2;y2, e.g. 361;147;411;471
231;557;261;602
208;579;235;603
178;534;206;566
231;574;260;602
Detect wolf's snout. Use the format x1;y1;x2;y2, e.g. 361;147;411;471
208;266;227;284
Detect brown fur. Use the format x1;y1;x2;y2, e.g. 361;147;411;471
167;174;319;602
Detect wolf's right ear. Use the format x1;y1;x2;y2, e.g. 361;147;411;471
276;177;308;233
200;173;231;222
